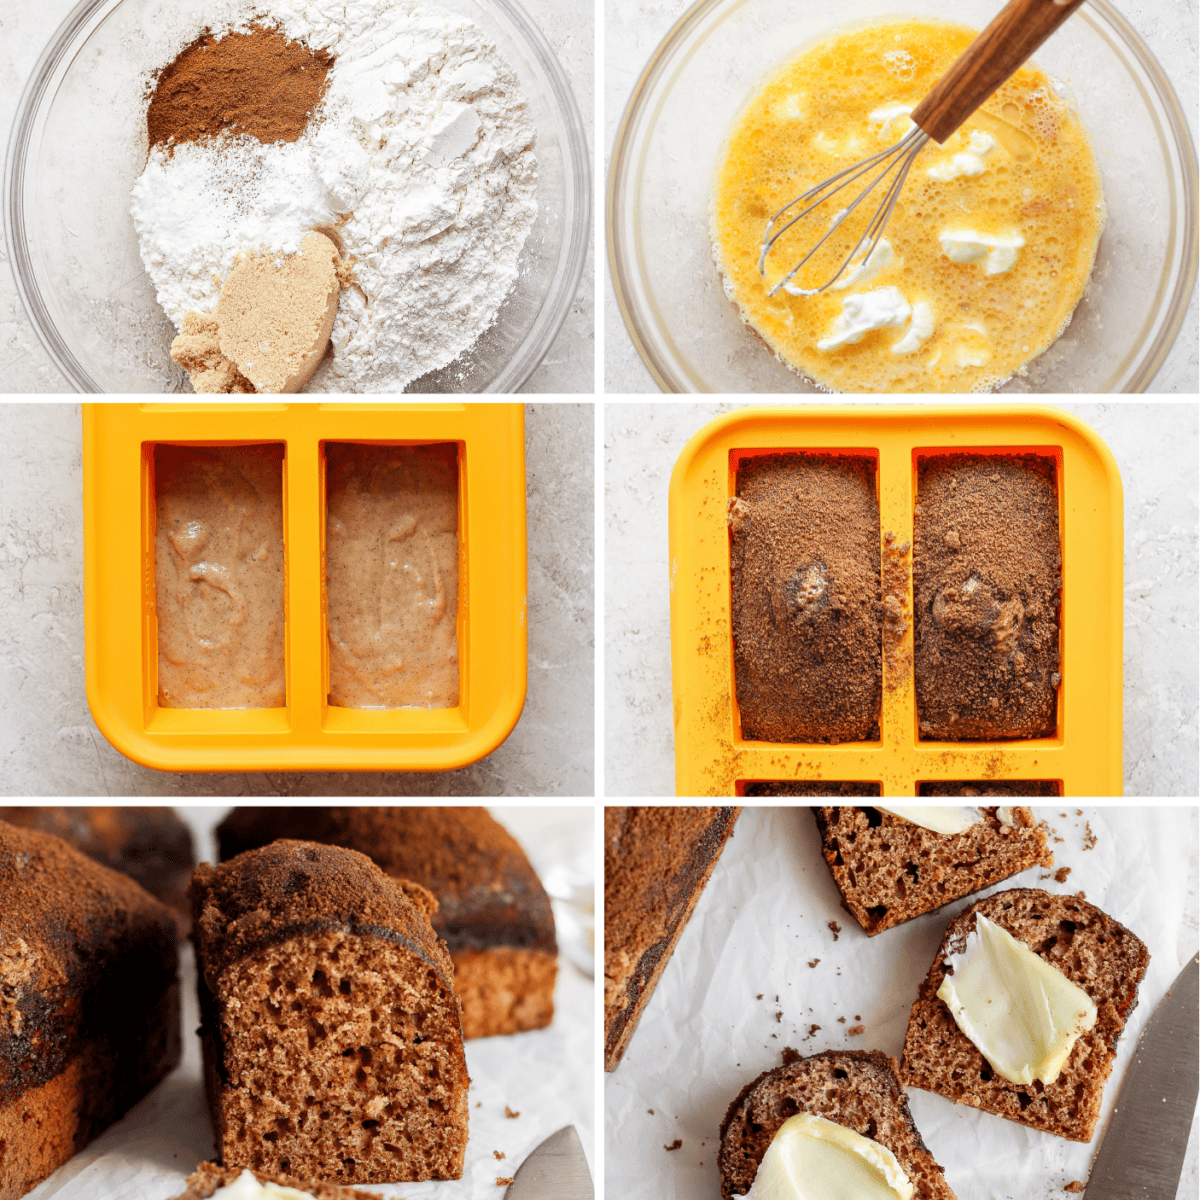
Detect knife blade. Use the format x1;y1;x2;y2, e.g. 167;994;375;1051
1085;954;1199;1200
504;1125;593;1200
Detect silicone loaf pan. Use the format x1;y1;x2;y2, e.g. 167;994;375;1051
668;406;1123;796
84;403;527;772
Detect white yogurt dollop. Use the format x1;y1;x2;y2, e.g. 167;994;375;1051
939;229;1025;275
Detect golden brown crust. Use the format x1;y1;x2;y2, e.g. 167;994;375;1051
451;947;555;1038
901;888;1150;1142
813;806;1052;935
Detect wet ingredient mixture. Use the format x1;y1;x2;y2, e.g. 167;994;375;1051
155;444;286;708
325;443;459;708
712;19;1105;393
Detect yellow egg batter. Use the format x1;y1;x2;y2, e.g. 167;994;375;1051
712;19;1105;393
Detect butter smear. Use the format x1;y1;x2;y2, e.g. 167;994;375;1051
937;913;1097;1085
876;806;980;835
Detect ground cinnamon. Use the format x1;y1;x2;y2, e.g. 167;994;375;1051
146;24;333;150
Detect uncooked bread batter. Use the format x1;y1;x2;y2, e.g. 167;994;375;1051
325;443;459;708
155;444;286;708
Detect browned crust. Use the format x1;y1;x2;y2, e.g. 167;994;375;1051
812;806;1052;935
604;807;740;1072
901;888;1150;1142
173;1161;383;1199
452;947;556;1039
717;1050;956;1200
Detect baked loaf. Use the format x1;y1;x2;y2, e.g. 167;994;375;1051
604;806;740;1071
0;806;194;938
914;455;1061;740
172;1163;383;1199
744;782;881;796
719;1050;956;1200
190;841;469;1184
917;782;1059;796
814;806;1052;935
216;807;556;1039
902;888;1149;1141
730;453;881;744
0;820;180;1200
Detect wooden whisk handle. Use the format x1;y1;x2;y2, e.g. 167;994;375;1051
910;0;1088;143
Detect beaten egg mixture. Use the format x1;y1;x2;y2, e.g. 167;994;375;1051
712;19;1105;393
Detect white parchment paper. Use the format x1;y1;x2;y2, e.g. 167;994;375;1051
26;806;594;1200
605;805;1198;1200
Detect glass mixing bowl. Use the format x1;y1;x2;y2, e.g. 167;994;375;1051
608;0;1197;393
5;0;589;392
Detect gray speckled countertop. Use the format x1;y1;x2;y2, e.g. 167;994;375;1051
604;400;1199;796
604;0;1198;393
0;0;593;393
0;402;594;795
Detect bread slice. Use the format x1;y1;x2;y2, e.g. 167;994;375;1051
718;1050;956;1200
172;1162;383;1199
604;806;740;1071
901;888;1150;1141
813;806;1052;935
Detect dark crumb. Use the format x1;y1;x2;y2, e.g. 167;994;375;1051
775;1011;783;1023
665;1140;682;1151
771;1033;777;1038
775;995;779;1002
1059;812;1067;818
477;1102;482;1108
1065;1183;1084;1193
1083;821;1097;850
1075;809;1082;816
828;921;841;941
505;1107;520;1119
807;958;820;968
1054;866;1072;883
493;1151;506;1160
803;1023;821;1040
781;1047;801;1065
1075;890;1087;900
1053;834;1064;843
756;993;763;1000
837;1016;846;1024
855;1015;861;1021
496;1178;515;1187
847;1024;865;1036
647;1109;655;1114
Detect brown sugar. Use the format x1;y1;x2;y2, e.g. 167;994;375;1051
914;455;1061;740
147;24;333;150
730;454;881;744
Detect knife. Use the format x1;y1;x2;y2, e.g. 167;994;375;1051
504;1125;594;1200
1085;954;1199;1200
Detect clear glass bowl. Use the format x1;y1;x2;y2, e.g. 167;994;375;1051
608;0;1197;393
5;0;589;393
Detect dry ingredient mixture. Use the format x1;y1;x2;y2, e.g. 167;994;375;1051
712;19;1105;393
132;0;538;393
325;443;460;709
154;444;286;708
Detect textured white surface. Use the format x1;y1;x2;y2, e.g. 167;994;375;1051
0;0;593;393
0;402;594;795
603;0;1198;393
604;401;1199;796
604;806;1198;1200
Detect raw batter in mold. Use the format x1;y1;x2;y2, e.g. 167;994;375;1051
325;442;459;708
155;444;286;708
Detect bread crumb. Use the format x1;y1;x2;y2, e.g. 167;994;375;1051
1054;866;1072;883
1064;1183;1084;1193
1074;809;1082;816
505;1107;520;1119
837;1016;846;1023
496;1178;515;1187
493;1151;506;1160
807;958;820;968
647;1109;655;1114
1075;890;1087;900
828;921;841;941
781;1047;801;1065
665;1140;682;1151
803;1023;821;1040
775;1011;783;1023
1083;821;1097;850
847;1024;865;1036
756;993;763;1000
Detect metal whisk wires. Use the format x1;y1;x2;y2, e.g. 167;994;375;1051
759;124;930;298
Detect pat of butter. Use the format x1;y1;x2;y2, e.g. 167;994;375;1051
937;913;1097;1085
939;229;1025;275
876;806;980;835
734;1113;914;1200
210;1170;318;1200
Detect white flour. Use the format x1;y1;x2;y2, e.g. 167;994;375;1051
130;0;537;392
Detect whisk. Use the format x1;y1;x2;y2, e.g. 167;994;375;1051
759;0;1088;297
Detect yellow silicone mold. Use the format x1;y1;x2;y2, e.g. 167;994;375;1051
84;403;527;772
668;405;1123;797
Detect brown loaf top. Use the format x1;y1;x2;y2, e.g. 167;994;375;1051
173;1163;383;1199
0;807;194;937
730;453;882;745
215;807;555;955
604;806;740;1071
813;806;1052;935
914;455;1061;740
189;839;453;991
744;782;882;796
902;888;1149;1142
0;819;179;1104
718;1050;956;1200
